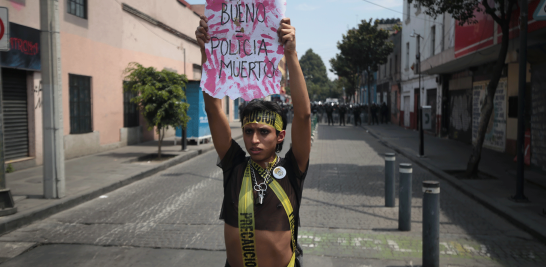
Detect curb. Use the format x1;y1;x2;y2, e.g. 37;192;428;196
361;125;546;245
0;134;242;237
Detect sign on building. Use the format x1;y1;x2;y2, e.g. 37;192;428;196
0;7;9;51
0;23;41;70
534;0;546;20
422;105;432;130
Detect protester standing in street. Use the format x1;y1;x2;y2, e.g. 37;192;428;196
371;104;379;125
326;103;334;125
353;104;361;126
339;104;346;126
196;15;310;267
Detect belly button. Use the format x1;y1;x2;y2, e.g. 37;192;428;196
277;203;282;208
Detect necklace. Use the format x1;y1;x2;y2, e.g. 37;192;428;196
249;156;278;205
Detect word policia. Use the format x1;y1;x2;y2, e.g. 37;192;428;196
210;38;276;80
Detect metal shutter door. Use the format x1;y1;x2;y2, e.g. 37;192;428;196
2;69;29;161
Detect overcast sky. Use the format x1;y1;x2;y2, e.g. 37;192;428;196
186;0;403;80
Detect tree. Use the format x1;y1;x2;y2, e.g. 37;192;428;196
408;0;516;177
330;19;393;113
298;49;335;101
123;62;190;159
300;49;330;86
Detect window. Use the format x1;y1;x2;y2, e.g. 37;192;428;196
124;88;139;128
68;0;87;19
431;26;436;57
406;43;410;69
69;74;92;134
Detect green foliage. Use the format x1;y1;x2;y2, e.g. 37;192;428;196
123;62;190;157
330;19;393;101
6;164;14;173
408;0;516;27
298;49;338;101
300;49;330;86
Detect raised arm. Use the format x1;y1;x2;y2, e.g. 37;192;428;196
278;18;311;172
196;15;232;160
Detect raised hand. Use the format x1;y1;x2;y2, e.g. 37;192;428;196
277;18;296;55
195;15;210;63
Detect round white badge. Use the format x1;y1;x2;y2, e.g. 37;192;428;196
273;167;287;179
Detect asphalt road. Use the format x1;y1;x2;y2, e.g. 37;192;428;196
0;123;545;267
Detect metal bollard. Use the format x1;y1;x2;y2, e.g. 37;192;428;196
384;153;396;207
398;163;412;231
422;181;440;267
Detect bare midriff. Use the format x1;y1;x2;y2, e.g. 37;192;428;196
225;223;293;267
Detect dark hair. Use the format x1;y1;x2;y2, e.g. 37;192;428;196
241;99;287;153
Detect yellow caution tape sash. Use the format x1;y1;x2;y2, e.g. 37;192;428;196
238;157;296;267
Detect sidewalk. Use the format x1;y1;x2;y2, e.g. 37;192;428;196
361;123;546;243
0;122;242;235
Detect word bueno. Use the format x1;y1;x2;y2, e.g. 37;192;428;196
220;3;266;25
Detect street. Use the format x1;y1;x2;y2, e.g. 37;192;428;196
0;124;545;266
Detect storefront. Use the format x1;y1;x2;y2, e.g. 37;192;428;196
1;22;41;163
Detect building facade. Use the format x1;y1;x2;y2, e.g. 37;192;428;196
376;21;402;125
420;0;546;170
0;0;238;171
400;1;449;134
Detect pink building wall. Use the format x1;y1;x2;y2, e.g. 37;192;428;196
0;0;207;167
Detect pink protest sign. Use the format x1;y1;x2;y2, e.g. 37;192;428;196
200;0;287;101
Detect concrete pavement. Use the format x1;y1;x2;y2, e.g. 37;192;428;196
0;123;545;266
360;123;546;244
0;123;242;238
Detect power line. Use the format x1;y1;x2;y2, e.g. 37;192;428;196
360;0;443;25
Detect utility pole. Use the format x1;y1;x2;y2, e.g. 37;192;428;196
0;6;17;215
411;30;424;157
40;0;65;199
513;0;528;201
181;48;187;151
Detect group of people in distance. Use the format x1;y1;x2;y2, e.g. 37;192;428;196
311;102;390;126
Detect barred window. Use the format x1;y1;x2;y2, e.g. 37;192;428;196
68;0;87;19
124;88;139;128
69;74;92;134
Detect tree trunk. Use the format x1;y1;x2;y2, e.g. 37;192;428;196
367;73;372;124
465;19;511;177
157;126;164;159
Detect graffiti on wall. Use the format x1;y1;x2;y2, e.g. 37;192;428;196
34;80;42;110
471;79;507;152
449;89;472;142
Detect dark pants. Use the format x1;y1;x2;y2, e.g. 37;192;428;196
327;113;333;125
339;113;346;126
371;112;379;125
354;113;361;126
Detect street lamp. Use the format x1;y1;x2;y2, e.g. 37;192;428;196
410;30;425;157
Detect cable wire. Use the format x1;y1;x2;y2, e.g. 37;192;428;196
361;0;443;25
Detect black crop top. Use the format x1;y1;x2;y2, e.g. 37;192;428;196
218;139;308;231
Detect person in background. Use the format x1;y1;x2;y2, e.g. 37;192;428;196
339;104;346;126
